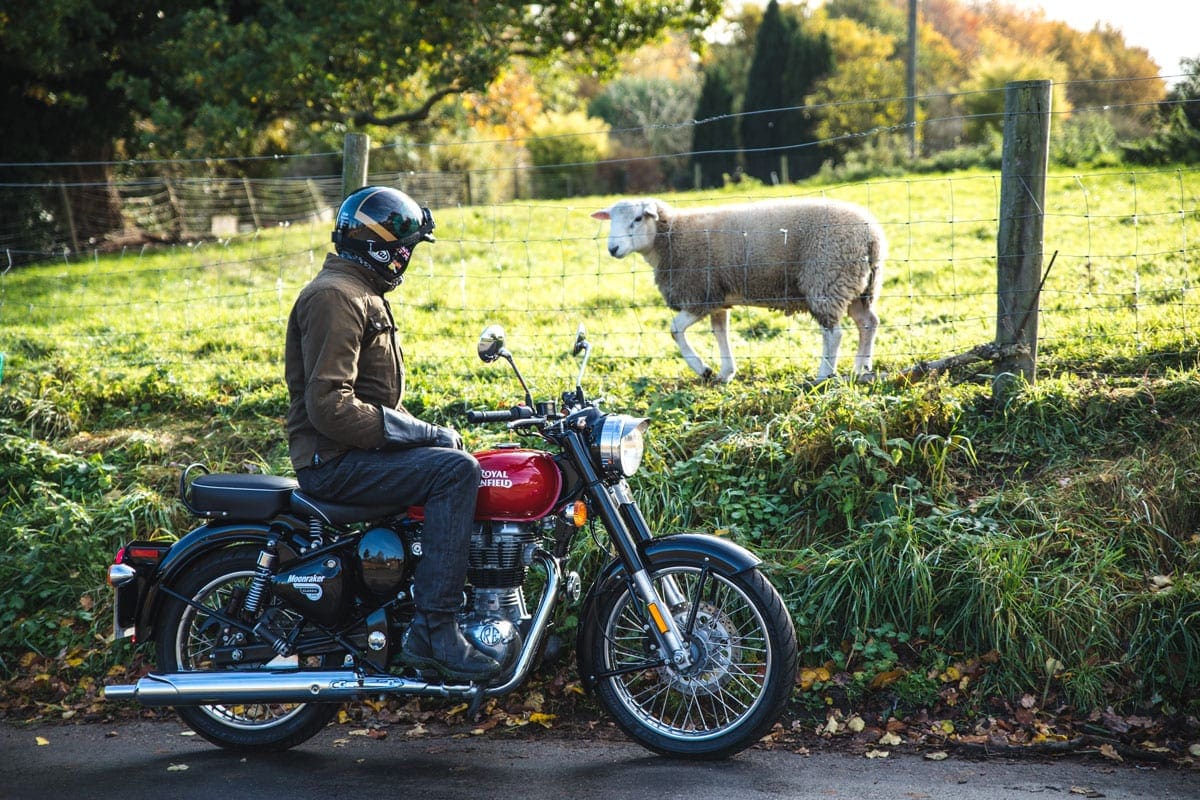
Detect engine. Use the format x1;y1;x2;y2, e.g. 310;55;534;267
460;521;538;671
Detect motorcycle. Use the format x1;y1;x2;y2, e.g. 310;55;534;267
104;325;799;759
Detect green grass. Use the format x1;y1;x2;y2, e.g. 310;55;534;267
2;165;1199;720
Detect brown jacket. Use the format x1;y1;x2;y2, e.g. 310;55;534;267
285;254;434;472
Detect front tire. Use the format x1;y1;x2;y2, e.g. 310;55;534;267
585;561;797;759
155;546;340;752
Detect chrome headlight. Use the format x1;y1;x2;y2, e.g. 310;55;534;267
593;415;650;478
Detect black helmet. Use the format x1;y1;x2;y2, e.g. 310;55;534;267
331;186;435;288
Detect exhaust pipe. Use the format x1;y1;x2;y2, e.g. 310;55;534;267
104;670;465;707
104;551;564;709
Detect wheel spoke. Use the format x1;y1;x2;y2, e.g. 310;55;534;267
175;568;311;730
601;565;777;742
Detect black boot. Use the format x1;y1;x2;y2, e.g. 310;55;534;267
400;610;501;681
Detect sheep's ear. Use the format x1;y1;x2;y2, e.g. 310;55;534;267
591;209;611;221
642;201;659;220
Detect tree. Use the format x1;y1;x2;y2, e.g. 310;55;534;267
1;0;721;253
740;0;834;183
0;0;200;254
588;75;702;188
690;66;740;188
1122;57;1200;165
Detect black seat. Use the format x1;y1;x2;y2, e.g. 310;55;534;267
290;490;407;526
187;473;298;520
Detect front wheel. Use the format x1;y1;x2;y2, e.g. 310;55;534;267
155;546;340;752
584;561;798;759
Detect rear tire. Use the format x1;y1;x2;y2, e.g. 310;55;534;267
155;546;339;752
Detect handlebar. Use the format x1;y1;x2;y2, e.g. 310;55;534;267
465;405;536;425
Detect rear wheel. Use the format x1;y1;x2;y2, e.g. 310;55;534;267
155;546;339;752
586;561;797;759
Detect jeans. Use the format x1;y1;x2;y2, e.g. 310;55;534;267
297;446;480;614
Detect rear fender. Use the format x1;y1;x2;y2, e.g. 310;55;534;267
135;520;302;642
575;532;761;693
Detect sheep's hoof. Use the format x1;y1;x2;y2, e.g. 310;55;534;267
809;374;842;389
699;367;717;384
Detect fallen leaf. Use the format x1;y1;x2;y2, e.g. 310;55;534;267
1189;743;1200;757
406;723;427;738
846;715;866;733
1098;743;1122;762
879;732;902;746
529;712;556;728
924;751;949;761
870;669;906;690
865;749;890;759
1020;693;1037;709
167;764;189;772
35;736;49;746
1068;787;1103;798
1148;575;1173;591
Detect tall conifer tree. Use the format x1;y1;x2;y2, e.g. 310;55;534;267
690;66;739;188
740;0;834;182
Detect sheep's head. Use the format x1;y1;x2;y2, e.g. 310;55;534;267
591;199;660;259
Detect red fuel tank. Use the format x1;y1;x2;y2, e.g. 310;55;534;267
408;447;562;523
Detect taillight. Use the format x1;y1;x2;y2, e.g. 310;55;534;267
108;542;168;585
127;545;166;562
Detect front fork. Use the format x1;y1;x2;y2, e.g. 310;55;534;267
607;482;694;671
563;430;694;670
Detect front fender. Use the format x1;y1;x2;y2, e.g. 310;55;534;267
576;532;762;693
135;521;294;642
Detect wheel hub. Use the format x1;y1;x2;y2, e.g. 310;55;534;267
659;604;737;696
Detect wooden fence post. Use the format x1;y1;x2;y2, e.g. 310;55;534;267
242;177;262;229
994;79;1051;405
342;133;370;199
58;182;80;254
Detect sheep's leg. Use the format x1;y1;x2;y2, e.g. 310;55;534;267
847;298;879;374
817;324;842;380
710;308;736;384
670;309;715;381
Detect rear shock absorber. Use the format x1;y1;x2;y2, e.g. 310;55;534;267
242;539;278;616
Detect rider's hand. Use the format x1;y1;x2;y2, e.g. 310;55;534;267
432;425;464;450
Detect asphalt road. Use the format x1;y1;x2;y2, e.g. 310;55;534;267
1;718;1194;800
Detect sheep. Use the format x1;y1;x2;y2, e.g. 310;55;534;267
591;197;886;383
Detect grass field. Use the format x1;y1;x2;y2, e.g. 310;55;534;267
2;165;1199;726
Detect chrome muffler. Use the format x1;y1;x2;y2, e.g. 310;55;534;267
103;670;462;707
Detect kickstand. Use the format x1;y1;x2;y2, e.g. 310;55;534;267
465;686;487;720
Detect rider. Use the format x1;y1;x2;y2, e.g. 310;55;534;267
284;185;499;681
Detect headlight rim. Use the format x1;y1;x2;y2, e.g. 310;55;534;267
594;414;650;478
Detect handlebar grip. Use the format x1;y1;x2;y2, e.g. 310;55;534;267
466;406;533;424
